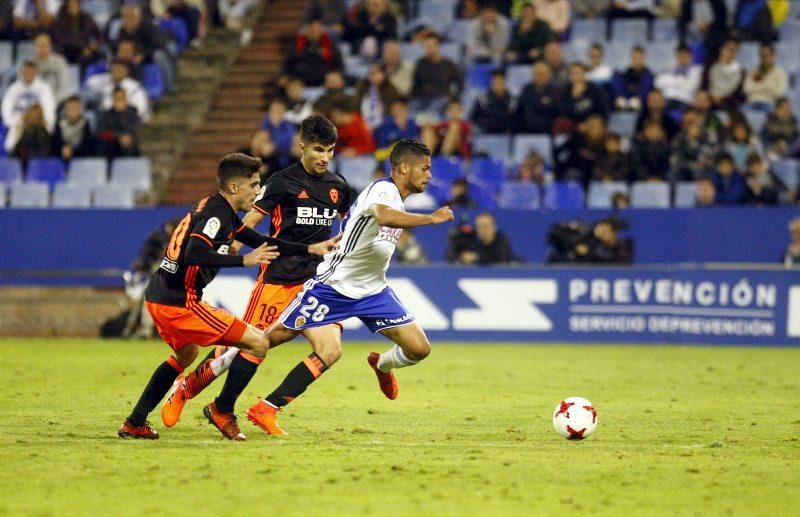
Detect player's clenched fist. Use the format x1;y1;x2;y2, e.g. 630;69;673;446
243;244;280;266
430;206;455;224
308;234;342;255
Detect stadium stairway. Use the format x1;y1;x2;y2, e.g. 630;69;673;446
163;0;307;204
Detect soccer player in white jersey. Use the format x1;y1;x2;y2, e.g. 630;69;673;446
245;138;454;435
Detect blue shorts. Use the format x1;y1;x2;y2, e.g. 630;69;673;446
280;282;415;334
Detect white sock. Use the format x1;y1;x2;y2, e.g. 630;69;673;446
210;347;240;376
376;345;419;372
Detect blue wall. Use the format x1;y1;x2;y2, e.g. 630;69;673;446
0;207;799;275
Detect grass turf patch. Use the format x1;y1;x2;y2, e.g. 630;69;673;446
0;338;798;515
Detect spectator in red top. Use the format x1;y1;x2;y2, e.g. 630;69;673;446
421;98;472;159
283;18;344;87
329;97;376;156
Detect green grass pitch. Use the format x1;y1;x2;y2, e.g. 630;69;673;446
0;338;798;515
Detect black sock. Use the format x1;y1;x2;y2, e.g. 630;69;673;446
128;360;180;427
266;353;328;408
214;353;259;414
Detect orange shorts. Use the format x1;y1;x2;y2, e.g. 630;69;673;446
145;300;247;351
241;282;305;330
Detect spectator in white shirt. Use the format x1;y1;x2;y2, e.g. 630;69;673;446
466;5;511;66
654;44;702;109
706;38;744;109
32;32;72;103
586;43;613;86
1;61;56;151
85;60;150;122
743;43;788;110
12;0;61;37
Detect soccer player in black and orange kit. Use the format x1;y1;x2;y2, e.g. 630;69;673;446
117;153;340;440
159;115;353;438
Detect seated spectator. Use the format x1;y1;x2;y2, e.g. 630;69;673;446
260;97;296;167
572;0;610;18
149;0;206;46
115;39;145;83
85;60;150;122
394;229;428;265
343;0;398;59
304;0;347;35
533;0;570;37
692;89;726;147
329;97;376;156
374;97;420;154
584;217;633;264
283;19;343;87
469;69;512;134
706;39;744;109
514;61;559;134
381;39;413;97
558;62;610;125
654;44;702;110
743;152;779;205
33;32;72;103
115;4;175;93
612;45;653;111
630;120;671;181
466;4;510;66
421;98;472;159
51;0;103;67
679;0;727;63
2;61;56;153
409;33;462;116
635;88;679;141
743;43;788;110
696;176;717;206
445;218;478;264
585;43;613;86
12;0;59;39
612;191;630;209
605;0;656;39
782;217;800;267
238;129;281;179
472;212;519;265
355;63;401;130
669;108;719;180
505;2;553;64
593;132;629;182
732;0;776;43
725;119;763;171
282;77;313;126
762;97;799;160
515;150;548;185
543;41;569;89
52;95;97;160
11;103;51;164
554;114;608;184
455;0;479;19
444;177;477;209
710;152;746;204
314;70;352;113
98;87;142;159
218;0;259;31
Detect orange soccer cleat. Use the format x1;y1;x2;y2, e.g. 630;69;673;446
161;375;188;428
367;352;398;400
117;419;160;439
203;402;246;441
247;400;288;436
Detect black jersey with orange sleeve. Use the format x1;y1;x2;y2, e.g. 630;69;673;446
145;193;308;307
252;162;353;285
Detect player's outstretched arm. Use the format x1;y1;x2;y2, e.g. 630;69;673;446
371;204;454;229
236;226;341;256
231;210;266;255
185;237;279;268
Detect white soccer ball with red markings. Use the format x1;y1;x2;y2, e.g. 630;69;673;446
553;397;598;440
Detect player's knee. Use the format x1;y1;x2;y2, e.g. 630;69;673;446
175;346;198;368
406;338;431;361
315;341;342;366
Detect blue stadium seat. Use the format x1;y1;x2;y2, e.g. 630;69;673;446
468;180;495;210
506;64;531;97
776;42;800;75
587;181;628;209
157;17;190;54
431;156;464;183
143;64;165;101
630;181;670;208
645;42;676;74
445;19;472;47
772;158;799;190
0;183;6;208
611;19;648;44
563;40;590;63
472;134;511;162
110;157;152;191
418;0;457;26
605;41;634;71
9;182;49;208
0;157;23;184
466;63;494;90
68;158;108;188
0;123;7;157
301;86;325;102
26;158;67;190
52;183;92;208
469;157;506;193
400;42;425;63
0;41;12;72
82;61;109;83
14;40;34;65
652;18;677;42
779;20;800;40
674;181;697;207
66;64;81;97
336;155;377;191
608;111;638;139
543;181;585;209
93;184;134;208
742;108;768;133
424;178;451;204
498;181;540;209
460;87;481;116
512;134;552;166
439;42;462;64
82;0;114;29
737;42;760;71
570;18;606;46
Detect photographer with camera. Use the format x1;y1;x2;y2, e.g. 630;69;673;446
547;216;633;264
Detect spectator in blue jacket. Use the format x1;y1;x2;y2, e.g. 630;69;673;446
260;98;296;167
611;46;653;111
374;97;420;153
710;152;746;204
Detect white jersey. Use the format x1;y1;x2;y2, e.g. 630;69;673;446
315;178;404;299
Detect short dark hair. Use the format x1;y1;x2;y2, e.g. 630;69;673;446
64;95;81;104
490;69;506;78
299;115;337;146
217;153;262;187
389;139;431;170
716;151;734;164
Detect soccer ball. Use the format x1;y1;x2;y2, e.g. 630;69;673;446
553;397;597;440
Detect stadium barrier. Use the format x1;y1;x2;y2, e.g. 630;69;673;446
205;266;799;346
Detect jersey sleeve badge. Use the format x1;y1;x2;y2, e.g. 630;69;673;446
203;217;221;239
